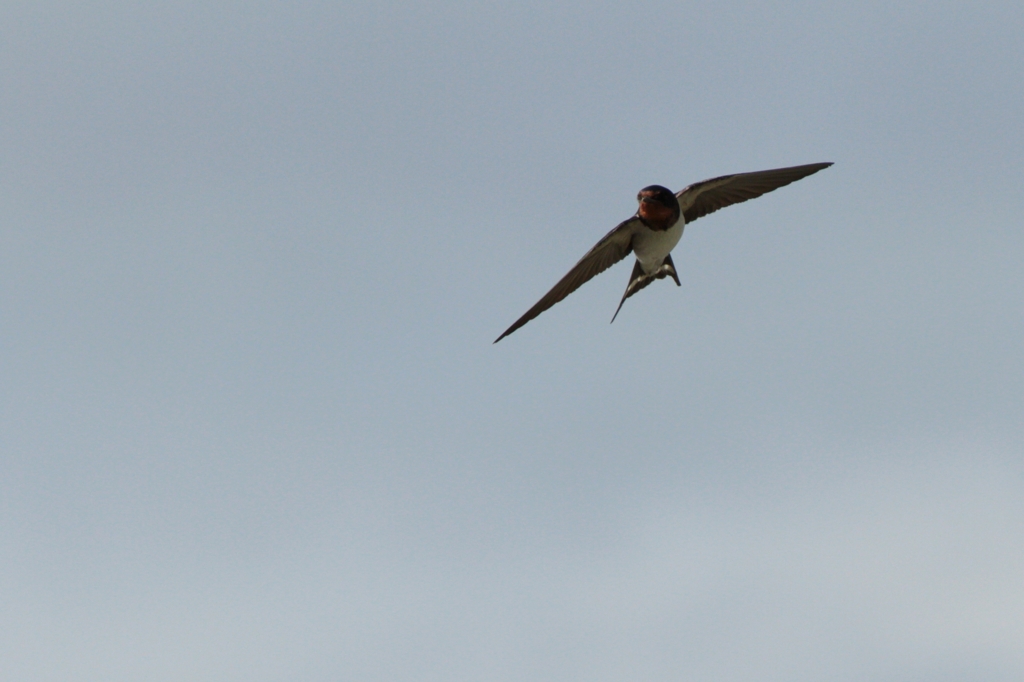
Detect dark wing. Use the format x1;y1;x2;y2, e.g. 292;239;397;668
676;162;832;224
494;217;641;343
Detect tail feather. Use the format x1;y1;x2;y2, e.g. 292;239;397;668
610;255;681;323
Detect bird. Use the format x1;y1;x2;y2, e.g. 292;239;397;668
493;162;832;343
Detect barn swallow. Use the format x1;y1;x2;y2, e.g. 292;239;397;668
494;162;833;343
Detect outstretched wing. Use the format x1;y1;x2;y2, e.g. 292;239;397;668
494;217;641;343
677;162;832;224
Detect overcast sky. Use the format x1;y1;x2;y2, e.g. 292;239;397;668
2;2;1023;680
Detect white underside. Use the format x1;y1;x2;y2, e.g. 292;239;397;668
632;219;684;274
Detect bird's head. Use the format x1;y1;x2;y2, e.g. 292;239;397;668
636;185;680;231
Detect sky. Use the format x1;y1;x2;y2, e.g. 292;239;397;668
2;1;1023;680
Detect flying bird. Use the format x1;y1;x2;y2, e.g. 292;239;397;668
494;162;832;343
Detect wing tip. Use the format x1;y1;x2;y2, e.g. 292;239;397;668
783;161;833;175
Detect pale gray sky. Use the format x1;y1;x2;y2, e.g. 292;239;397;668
2;2;1023;680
